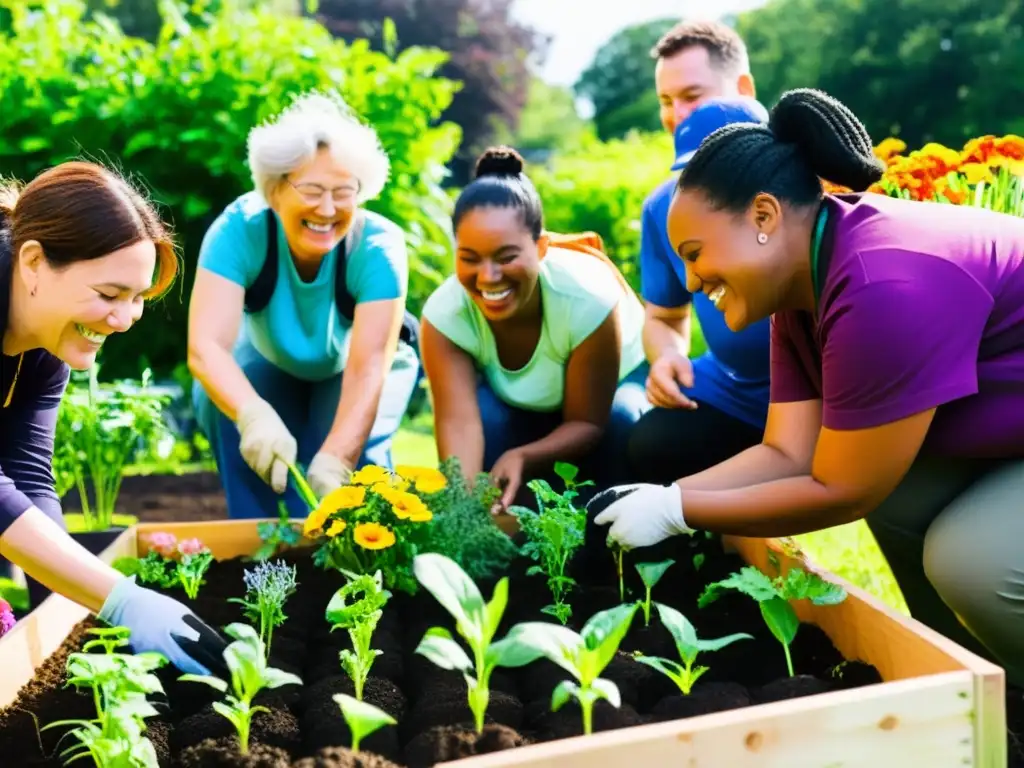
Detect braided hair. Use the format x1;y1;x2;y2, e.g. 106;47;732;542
678;88;885;211
452;146;544;240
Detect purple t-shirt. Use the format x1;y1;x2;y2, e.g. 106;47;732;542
771;192;1024;458
0;253;69;535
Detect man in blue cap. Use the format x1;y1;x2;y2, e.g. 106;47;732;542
628;92;773;483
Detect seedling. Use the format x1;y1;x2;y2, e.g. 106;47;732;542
332;693;396;752
180;623;302;753
413;553;545;733
81;626;132;655
635;559;674;627
609;541;625;601
177;550;214;599
42;636;168;768
507;602;639;735
253;502;303;561
326;570;391;700
634;603;752;694
699;565;847;677
515;462;591;623
230;560;299;658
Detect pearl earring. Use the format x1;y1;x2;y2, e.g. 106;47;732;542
757;232;768;244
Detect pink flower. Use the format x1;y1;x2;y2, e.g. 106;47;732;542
145;532;179;558
0;598;15;637
177;538;207;556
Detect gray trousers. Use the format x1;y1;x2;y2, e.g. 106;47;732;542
865;456;1024;687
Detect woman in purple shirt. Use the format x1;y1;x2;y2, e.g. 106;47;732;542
590;88;1024;685
0;161;225;676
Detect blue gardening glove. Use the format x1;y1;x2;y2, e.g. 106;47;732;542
98;576;228;677
589;483;694;550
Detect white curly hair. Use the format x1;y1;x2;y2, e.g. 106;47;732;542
247;91;390;204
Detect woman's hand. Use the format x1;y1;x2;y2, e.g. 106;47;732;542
98;577;229;677
490;448;527;513
236;397;297;493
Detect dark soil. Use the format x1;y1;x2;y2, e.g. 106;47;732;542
5;470;1022;766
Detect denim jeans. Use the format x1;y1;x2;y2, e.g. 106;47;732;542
193;337;420;519
479;362;651;502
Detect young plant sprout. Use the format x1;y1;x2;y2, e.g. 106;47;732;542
699;565;847;677
609;541;625;602
81;626;132;655
635;559;674;627
507;602;639;735
176;548;214;599
332;693;396;753
413;553;545;733
253;501;303;561
633;603;752;694
230;560;299;658
515;462;591;624
180;623;302;754
42;634;168;768
326;570;391;700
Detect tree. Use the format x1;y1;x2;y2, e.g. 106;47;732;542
311;0;549;184
508;77;590;153
574;17;676;140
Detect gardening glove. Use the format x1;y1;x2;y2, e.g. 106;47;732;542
589;483;694;550
236;396;297;494
306;451;353;498
98;576;229;678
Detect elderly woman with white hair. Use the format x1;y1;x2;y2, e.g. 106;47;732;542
187;92;420;517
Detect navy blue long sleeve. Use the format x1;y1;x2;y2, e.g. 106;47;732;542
1;250;71;535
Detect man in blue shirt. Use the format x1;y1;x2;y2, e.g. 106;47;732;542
629;20;773;482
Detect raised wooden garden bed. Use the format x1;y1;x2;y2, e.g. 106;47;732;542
0;518;1007;767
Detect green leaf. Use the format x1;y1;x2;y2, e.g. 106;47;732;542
484;577;509;642
504;621;582;678
413;553;486;643
334;692;396;744
760;596;800;647
699;566;779;607
553;462;578;484
633;655;686;686
178;673;228;693
485;635;546;669
590;676;621;707
262;668;303;689
580;602;638;674
415;628;473;672
635;559;674;590
551;679;579;712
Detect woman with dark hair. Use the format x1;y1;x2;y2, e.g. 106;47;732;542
589;88;1024;684
420;146;650;509
0;161;226;675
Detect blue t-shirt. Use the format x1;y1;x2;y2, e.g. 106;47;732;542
639;178;771;429
198;192;409;382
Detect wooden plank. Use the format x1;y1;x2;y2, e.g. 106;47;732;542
447;671;976;768
133;518;310;560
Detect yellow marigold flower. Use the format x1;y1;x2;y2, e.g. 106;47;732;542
350;465;393;486
386;490;433;522
874;137;906;163
960;162;994;185
353;522;396;550
326;519;347;537
304;507;331;536
395;465;448;494
319;486;366;515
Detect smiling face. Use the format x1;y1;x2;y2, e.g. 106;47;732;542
667;188;791;331
17;239;156;369
272;147;360;261
655;46;748;134
454;207;547;322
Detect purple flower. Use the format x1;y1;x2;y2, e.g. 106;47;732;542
0;598;15;637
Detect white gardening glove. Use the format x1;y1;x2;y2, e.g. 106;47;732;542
236;397;297;494
589;483;694;550
306;451;353;498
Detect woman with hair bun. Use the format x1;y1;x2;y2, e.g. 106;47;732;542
188;92;421;518
420;145;650;509
589;88;1024;685
0;160;227;676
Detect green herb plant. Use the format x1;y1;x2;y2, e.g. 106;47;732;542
326;570;392;701
177;550;214;599
229;560;299;658
634;603;752;694
332;693;396;753
253;502;303;561
635;559;674;627
413;553;545;733
508;602;639;735
51;365;170;532
699;564;847;677
180;623;302;754
514;461;591;624
42;628;168;767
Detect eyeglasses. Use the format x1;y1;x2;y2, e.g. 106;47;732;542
287;180;359;205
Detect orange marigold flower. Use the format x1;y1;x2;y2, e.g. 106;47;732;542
353;522;396;550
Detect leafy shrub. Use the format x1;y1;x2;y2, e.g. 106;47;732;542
0;0;461;378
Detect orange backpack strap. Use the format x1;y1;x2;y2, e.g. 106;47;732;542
543;230;638;298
